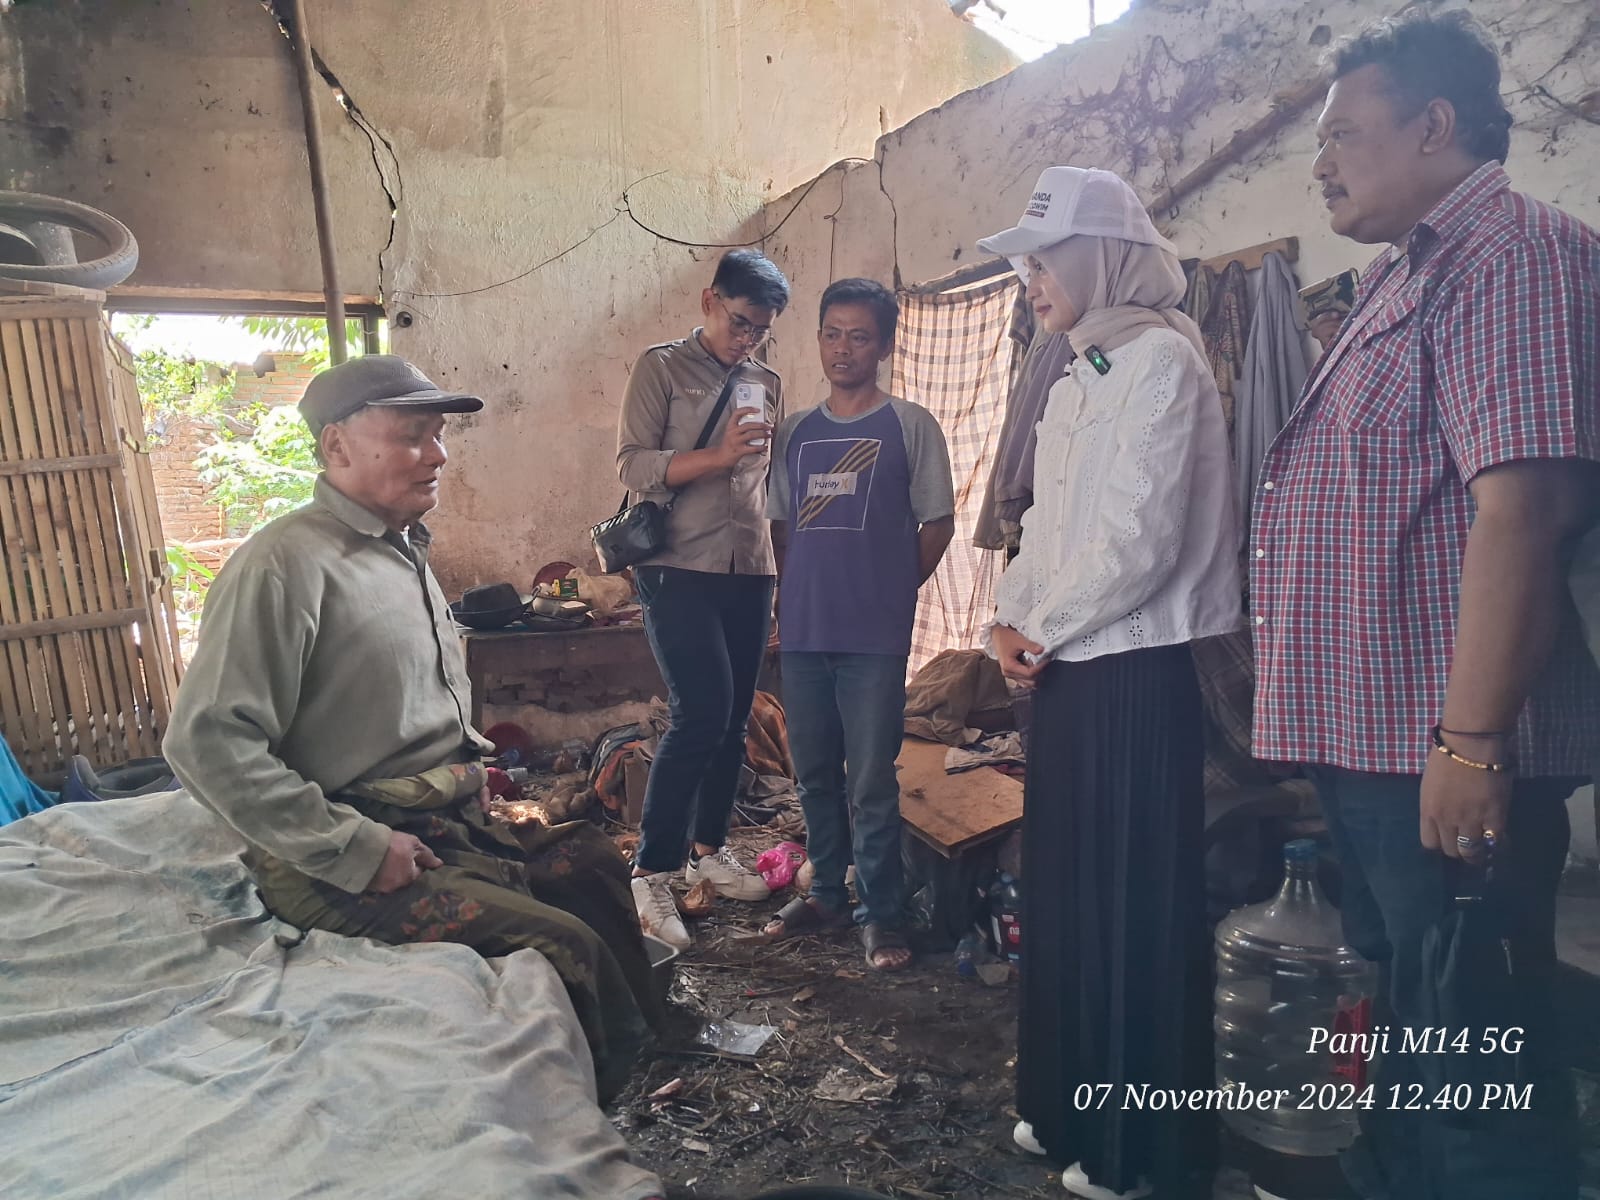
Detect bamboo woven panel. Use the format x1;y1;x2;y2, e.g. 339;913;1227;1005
0;288;182;783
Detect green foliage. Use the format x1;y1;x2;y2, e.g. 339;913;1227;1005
164;542;217;642
237;315;364;371
197;403;320;535
165;542;217;588
120;337;237;428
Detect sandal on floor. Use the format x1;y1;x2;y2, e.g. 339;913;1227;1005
745;895;852;944
861;922;912;972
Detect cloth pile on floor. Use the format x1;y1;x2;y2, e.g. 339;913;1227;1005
592;691;801;832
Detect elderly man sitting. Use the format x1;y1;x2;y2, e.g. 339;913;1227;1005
164;355;658;1102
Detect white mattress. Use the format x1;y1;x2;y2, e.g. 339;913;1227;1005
0;791;661;1200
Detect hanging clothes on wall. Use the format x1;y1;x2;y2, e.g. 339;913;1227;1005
1190;259;1254;431
1234;250;1310;541
1180;243;1304;800
1182;263;1214;339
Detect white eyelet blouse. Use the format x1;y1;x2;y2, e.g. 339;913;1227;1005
986;327;1242;663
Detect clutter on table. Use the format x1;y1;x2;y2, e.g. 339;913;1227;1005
449;580;527;630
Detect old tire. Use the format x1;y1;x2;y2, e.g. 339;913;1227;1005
0;190;139;289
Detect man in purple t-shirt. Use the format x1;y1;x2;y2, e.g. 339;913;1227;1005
759;278;955;970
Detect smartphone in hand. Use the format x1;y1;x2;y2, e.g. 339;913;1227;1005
734;380;768;448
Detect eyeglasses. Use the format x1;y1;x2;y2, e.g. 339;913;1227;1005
713;293;772;345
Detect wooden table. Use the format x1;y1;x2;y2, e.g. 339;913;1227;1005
896;735;1024;858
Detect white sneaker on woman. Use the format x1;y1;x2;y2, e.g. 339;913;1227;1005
631;872;689;950
1013;1120;1046;1156
685;845;771;902
1061;1163;1152;1200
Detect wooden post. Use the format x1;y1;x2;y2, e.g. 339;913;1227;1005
289;0;348;365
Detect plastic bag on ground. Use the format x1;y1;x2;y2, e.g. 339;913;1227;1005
754;840;807;890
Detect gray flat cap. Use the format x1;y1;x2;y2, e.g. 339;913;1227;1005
299;354;483;429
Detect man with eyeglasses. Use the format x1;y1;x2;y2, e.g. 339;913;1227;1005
616;248;790;949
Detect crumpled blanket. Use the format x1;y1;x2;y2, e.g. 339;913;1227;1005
746;690;794;779
0;791;662;1200
904;649;1013;747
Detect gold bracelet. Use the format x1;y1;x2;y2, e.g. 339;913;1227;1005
1430;725;1514;773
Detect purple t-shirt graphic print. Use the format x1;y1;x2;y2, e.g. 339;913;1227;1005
770;397;954;657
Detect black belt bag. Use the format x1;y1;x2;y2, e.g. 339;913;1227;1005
592;373;737;574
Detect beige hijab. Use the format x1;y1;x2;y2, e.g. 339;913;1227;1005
1032;234;1206;363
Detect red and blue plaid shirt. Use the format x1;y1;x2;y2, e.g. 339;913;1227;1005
1251;164;1600;776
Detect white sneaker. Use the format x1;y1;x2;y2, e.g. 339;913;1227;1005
1013;1120;1046;1156
685;845;771;902
632;873;689;950
1061;1163;1151;1200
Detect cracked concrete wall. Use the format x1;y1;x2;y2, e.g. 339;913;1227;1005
754;0;1600;399
0;0;1015;591
0;1;390;293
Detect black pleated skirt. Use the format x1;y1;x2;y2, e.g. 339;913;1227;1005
1017;643;1216;1199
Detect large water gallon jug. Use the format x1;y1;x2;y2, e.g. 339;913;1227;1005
1214;838;1378;1158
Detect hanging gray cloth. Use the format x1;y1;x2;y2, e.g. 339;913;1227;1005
1182;261;1215;327
1234;250;1309;541
973;327;1075;549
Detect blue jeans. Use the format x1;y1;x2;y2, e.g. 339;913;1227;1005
1310;768;1579;1200
783;652;907;929
634;567;773;874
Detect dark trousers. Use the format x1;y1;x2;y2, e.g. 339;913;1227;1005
1311;768;1579;1200
633;566;773;873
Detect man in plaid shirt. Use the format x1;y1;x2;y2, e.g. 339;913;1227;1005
1252;12;1598;1199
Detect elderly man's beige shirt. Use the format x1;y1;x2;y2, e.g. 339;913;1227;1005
616;330;782;575
164;477;490;893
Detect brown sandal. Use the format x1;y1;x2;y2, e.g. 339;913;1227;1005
749;895;852;943
861;922;912;972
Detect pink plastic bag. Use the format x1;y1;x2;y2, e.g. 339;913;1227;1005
755;841;808;890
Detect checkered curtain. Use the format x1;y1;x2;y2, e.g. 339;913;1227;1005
891;275;1022;678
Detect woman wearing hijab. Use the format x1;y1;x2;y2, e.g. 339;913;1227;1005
977;167;1241;1200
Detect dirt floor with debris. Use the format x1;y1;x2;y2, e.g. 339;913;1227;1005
618;882;1080;1198
607;832;1600;1200
607;830;1255;1200
491;783;1600;1199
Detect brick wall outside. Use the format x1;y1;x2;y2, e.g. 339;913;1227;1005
149;413;226;542
232;352;320;413
149;352;319;548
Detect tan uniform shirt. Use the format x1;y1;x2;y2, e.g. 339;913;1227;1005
164;477;491;893
615;330;782;575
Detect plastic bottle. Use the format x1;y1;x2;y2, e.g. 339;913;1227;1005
988;872;1022;966
1214;838;1378;1158
954;930;986;978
